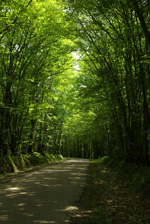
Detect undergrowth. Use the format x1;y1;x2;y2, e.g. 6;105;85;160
99;156;150;196
0;153;64;177
70;156;150;224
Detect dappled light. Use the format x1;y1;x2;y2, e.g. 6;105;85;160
34;221;57;224
0;159;89;224
1;0;150;223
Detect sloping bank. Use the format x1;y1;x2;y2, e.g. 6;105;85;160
69;156;150;224
0;153;63;176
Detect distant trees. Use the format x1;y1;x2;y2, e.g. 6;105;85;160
62;0;150;165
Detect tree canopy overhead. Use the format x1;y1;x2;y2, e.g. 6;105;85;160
0;0;150;165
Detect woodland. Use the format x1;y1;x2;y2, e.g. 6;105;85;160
0;0;150;166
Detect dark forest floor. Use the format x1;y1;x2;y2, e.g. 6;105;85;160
69;160;150;224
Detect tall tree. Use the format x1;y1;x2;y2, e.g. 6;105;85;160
62;0;150;165
0;0;77;155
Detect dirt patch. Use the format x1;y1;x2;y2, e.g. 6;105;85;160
69;162;150;224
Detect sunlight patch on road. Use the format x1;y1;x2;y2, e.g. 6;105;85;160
0;214;8;221
55;205;78;212
15;203;26;207
64;206;78;211
6;187;22;192
6;191;28;198
23;213;34;217
34;220;56;223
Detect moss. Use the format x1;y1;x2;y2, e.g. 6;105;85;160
28;152;54;166
46;154;55;162
29;154;44;166
12;155;27;170
0;153;63;176
0;157;10;174
7;156;18;172
0;156;17;174
22;155;31;168
55;154;63;160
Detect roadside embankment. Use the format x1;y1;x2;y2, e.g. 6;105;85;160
70;157;150;224
0;153;63;176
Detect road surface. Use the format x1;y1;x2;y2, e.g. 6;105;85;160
0;158;90;224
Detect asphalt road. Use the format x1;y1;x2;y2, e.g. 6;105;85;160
0;158;90;224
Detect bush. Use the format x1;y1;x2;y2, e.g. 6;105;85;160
28;153;48;166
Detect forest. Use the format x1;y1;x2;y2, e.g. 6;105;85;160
0;0;150;166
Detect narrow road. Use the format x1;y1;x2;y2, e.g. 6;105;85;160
0;158;90;224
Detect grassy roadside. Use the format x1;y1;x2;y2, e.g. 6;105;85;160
69;157;150;224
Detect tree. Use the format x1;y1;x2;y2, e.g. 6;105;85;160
62;0;150;165
0;0;77;155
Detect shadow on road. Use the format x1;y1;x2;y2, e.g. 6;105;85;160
0;159;90;224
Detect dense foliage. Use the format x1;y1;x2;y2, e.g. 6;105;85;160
0;0;76;156
0;0;150;165
61;0;150;165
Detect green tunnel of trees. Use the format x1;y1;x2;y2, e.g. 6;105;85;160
0;0;150;165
